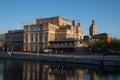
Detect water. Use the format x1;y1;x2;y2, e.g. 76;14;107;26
0;59;120;80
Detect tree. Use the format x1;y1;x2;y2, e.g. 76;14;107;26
89;38;120;55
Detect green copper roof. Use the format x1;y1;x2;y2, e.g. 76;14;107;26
93;33;111;39
90;20;98;29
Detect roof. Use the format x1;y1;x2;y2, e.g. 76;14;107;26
93;33;111;39
90;20;98;29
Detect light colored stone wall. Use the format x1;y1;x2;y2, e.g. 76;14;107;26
36;16;70;26
23;16;85;52
58;16;70;26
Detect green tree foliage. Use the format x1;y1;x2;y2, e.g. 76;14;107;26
89;39;120;54
109;39;120;53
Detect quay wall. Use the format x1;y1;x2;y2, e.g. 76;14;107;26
0;52;120;66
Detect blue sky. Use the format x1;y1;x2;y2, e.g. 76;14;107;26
0;0;120;38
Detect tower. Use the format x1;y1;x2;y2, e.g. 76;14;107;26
89;20;98;36
77;22;84;39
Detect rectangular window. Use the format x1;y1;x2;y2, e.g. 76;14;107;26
45;37;47;42
26;34;28;43
36;33;38;42
30;26;33;30
33;34;36;43
31;34;33;43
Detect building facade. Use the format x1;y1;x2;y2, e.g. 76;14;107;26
24;16;85;53
93;33;112;42
4;16;112;53
5;30;23;51
88;20;112;42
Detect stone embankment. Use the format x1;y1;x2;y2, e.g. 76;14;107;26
0;51;120;66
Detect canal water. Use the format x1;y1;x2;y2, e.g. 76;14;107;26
0;59;120;80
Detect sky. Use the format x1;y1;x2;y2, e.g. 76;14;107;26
0;0;120;38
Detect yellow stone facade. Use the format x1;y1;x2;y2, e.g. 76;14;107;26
24;16;84;52
36;16;70;26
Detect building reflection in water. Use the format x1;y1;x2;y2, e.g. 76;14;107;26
1;60;120;80
22;62;41;80
3;60;23;80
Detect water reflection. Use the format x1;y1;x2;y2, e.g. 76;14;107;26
0;59;120;80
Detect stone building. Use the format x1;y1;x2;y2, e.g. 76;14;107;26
0;34;5;49
5;30;23;51
89;20;112;42
93;33;112;42
24;16;85;53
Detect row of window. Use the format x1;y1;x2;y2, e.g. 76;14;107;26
29;26;43;31
24;33;48;43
